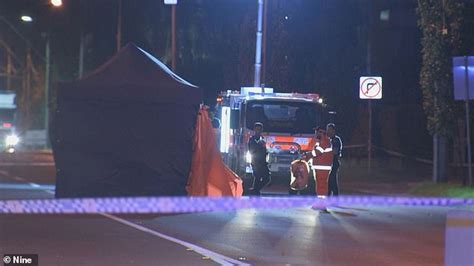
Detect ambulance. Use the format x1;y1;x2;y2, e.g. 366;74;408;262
215;87;331;183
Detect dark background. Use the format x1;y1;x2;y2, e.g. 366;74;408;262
1;0;473;159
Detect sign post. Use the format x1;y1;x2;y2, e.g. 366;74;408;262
360;76;383;174
464;57;472;187
453;56;473;186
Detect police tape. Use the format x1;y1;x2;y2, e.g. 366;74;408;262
0;196;473;214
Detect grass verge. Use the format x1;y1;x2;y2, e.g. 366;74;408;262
409;182;474;198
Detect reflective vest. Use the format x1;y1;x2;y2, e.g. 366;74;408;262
311;135;333;170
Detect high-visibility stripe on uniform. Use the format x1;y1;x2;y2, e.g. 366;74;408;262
312;150;317;157
323;147;333;153
312;165;332;170
315;146;325;153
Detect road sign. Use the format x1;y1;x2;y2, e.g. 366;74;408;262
453;56;474;100
360;76;382;99
164;0;177;4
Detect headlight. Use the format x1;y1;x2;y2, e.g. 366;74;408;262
246;151;252;164
5;135;19;146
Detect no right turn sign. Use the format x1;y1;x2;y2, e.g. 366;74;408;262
360;76;382;99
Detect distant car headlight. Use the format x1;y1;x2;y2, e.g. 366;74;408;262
5;135;19;146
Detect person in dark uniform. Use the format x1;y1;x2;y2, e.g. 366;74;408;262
248;122;271;195
327;123;342;196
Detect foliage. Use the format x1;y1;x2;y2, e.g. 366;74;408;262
417;0;464;136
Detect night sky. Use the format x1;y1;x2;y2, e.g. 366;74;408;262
1;0;473;158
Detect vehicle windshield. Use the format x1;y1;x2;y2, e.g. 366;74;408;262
245;100;322;134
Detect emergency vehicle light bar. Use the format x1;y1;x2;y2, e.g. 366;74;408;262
240;87;273;96
246;92;321;102
291;93;320;101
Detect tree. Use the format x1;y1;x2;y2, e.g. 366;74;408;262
417;0;463;182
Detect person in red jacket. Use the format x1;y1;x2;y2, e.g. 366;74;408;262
309;126;333;197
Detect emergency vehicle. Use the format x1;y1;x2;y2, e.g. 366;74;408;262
0;91;19;153
215;87;330;183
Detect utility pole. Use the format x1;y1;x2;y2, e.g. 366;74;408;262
79;32;84;78
367;0;373;174
26;50;31;119
164;0;177;71
171;4;176;71
253;0;264;87
116;0;122;52
78;0;85;78
261;0;268;86
44;37;51;148
6;50;12;90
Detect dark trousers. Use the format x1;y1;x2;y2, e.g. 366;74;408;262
328;164;339;196
251;163;271;195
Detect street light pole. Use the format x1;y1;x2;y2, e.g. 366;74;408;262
78;32;84;78
171;4;176;71
43;0;62;148
253;0;264;87
6;51;12;90
164;0;177;71
78;0;85;78
261;0;268;86
367;0;373;174
116;0;122;52
44;36;50;148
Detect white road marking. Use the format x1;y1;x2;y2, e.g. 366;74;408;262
12;176;25;181
101;213;249;266
2;171;249;266
0;162;55;166
0;183;55;190
28;183;40;188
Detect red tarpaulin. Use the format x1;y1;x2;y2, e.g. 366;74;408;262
186;107;243;197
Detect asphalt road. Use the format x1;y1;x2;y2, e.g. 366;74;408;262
0;153;468;265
